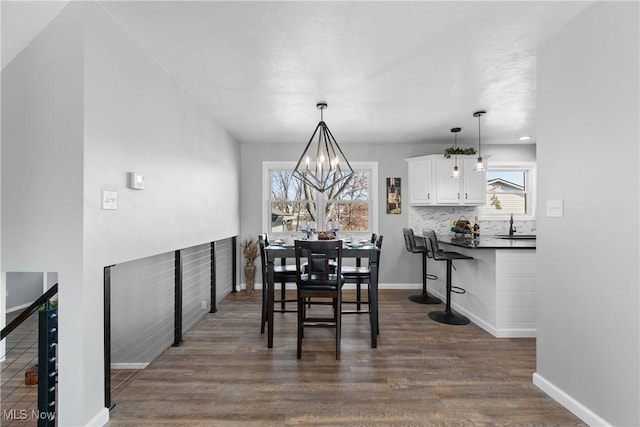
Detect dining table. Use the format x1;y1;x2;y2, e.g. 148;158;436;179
264;240;380;349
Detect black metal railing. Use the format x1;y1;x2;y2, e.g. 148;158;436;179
1;283;58;426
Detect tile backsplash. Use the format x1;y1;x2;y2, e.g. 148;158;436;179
409;206;536;237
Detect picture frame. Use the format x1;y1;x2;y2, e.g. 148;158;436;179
386;177;401;214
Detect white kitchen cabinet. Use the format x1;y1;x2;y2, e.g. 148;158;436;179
406;157;435;205
407;155;486;206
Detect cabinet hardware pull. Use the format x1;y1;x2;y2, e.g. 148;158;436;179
457;193;460;199
465;193;468;199
427;193;430;199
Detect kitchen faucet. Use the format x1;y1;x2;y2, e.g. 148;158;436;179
509;214;517;236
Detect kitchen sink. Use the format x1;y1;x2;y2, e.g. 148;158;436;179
494;234;537;240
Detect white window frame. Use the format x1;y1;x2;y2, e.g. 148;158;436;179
478;161;537;221
262;161;378;237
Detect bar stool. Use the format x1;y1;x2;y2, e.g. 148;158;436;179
402;228;441;304
422;229;473;325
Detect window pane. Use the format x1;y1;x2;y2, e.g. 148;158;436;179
484;193;526;215
487;171;526;193
484;169;528;215
331;170;370;201
326;202;369;232
270;202;317;233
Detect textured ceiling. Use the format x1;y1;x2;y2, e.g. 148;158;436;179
2;1;595;146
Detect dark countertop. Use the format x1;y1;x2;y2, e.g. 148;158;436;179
438;234;537;249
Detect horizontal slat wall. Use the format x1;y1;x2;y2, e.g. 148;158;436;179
111;252;175;365
182;243;212;333
215;238;233;302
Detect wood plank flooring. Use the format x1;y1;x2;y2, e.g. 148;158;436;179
106;289;586;426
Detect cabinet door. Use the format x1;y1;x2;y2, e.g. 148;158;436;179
462;158;487;205
435;158;461;204
408;159;434;205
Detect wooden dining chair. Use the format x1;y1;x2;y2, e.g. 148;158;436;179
342;233;377;311
341;235;383;334
258;234;297;334
294;239;345;359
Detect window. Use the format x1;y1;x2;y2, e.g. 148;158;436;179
480;162;536;219
263;161;378;236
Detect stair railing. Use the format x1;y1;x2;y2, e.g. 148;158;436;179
1;283;58;426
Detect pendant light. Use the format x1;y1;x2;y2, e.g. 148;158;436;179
473;110;486;171
451;127;462;179
293;102;354;193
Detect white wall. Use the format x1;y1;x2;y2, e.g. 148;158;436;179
536;2;639;426
1;2;241;425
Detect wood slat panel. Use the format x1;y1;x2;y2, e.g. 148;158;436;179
107;289;585;426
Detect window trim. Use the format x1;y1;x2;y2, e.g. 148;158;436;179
262;161;378;236
478;161;536;221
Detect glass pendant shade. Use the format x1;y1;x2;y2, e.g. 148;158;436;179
473;110;486;171
450;127;462;179
293;103;354;193
451;164;461;178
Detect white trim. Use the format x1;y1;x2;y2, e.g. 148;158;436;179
6;301;33;313
429;288;535;338
85;407;110;427
479;161;537;221
532;373;612;427
110;363;148;370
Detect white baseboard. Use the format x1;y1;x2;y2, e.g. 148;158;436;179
495;328;536;338
111;363;148;370
85;407;110;427
6;301;32;313
532;373;612;427
429;289;535;339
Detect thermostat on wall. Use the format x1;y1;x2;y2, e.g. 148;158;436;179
128;172;145;190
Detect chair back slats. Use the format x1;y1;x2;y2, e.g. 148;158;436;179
295;240;342;287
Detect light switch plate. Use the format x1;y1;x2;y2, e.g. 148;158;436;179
102;190;118;210
546;199;563;218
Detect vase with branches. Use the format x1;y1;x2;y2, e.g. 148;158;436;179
241;237;259;293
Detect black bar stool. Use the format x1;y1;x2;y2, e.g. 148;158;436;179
422;229;473;325
402;228;441;304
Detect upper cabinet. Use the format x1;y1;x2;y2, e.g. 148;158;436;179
406;155;486;206
406;157;435;205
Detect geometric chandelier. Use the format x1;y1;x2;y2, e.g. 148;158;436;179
292;102;354;193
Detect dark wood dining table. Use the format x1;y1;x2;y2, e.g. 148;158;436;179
264;241;380;349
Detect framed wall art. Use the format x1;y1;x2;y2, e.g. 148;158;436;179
386;177;401;214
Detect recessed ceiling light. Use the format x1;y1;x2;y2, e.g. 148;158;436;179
519;136;532;141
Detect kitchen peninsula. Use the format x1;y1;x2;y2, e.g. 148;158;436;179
428;234;536;338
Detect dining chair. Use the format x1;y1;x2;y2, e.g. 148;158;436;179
341;235;383;336
294;239;345;359
258;234;297;334
422;229;473;325
402;228;441;304
342;233;377;311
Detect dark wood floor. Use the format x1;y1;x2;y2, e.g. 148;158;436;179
107;289;585;426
